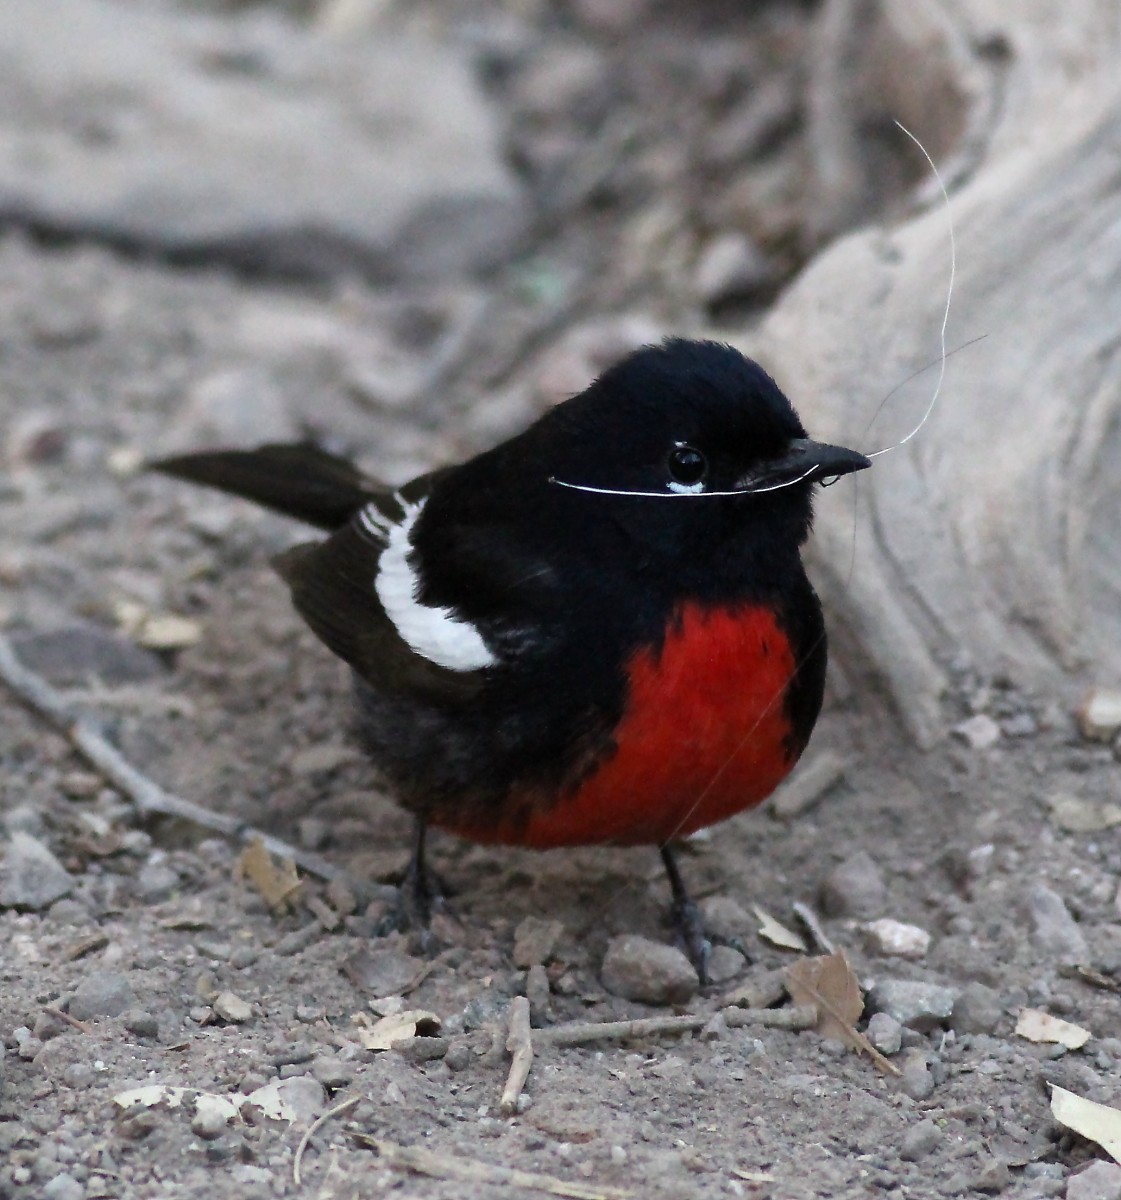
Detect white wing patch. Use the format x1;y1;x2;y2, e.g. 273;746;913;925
373;498;497;673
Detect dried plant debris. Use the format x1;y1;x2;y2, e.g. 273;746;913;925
784;951;900;1077
1014;1008;1091;1049
237;836;302;911
753;905;807;952
115;1077;325;1126
354;1009;442;1052
1051;1087;1121;1163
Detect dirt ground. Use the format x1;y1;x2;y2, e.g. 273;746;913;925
2;3;1121;1199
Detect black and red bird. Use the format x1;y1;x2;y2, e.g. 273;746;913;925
154;338;869;977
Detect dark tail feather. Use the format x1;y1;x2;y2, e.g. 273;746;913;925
150;443;383;531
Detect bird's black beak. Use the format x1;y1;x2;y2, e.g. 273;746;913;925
734;437;871;494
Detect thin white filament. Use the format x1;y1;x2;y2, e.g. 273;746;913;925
548;467;817;499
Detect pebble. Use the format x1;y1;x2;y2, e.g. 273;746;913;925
444;1040;472;1072
863;918;931;959
42;1174;85;1200
1077;688;1121;742
706;945;747;984
867;979;958;1030
342;944;423;997
694;231;775;307
310;1056;354;1089
818;851;887;918
866;1012;903;1055
600;935;698;1006
699;896;752;942
212;992;253;1024
68;970;135;1021
898;1049;935;1101
950;982;1003;1035
133;857;179;903
190;1105;228;1141
526;964;552;1024
951;713;1001;750
9;625;166;686
121;1009;160;1039
1066;1161;1121;1200
512;916;563;968
269;1039;314;1067
900;1117;942;1160
0;832;74;910
974;1158;1011;1193
1025;884;1088;963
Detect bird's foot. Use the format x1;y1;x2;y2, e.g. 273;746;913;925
660;843;712;985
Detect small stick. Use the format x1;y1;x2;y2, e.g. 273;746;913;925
293;1095;360;1187
500;996;533;1115
353;1135;631;1200
791;901;836;955
0;631;347;883
534;1005;817;1047
42;1006;92;1034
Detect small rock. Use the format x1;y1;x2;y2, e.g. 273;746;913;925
10;625;166;686
1025;885;1088;963
1067;1160;1121;1200
190;1104;228;1141
694;231;775;307
863;918;931;959
898;1049;935;1101
42;1174;85;1200
289;744;359;777
1;804;46;838
213;992;254;1024
1002;713;1037;738
900;1117;942;1161
512;916;564;968
0;832;74;910
311;1056;354;1089
600;935;698;1006
866;1012;903;1055
526;964;552;1025
974;1158;1011;1193
818;851;887;919
133;858;179;903
269;1040;314;1067
769;751;847;819
342;944;423;998
122;1009;160;1039
867;979;958;1030
706;945;747;984
1077;688;1121;742
950;982;1004;1035
699;896;752;942
951;713;1001;750
68;970;135;1021
444;1039;472;1072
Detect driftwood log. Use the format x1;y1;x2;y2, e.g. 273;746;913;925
748;0;1121;744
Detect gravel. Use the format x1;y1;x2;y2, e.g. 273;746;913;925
600;935;699;1005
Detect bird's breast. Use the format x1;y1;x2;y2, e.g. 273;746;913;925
441;601;808;848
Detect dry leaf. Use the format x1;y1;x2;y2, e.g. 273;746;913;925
355;1009;441;1051
1051;1086;1121;1163
754;905;807;952
1016;1008;1091;1049
784;951;900;1077
237;837;301;910
114;1085;239;1123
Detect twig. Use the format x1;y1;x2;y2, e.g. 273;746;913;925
0;631;347;883
293;1095;360;1187
791;901;836;955
1059;964;1121;994
500;996;533;1116
43;1006;91;1034
533;1005;817;1047
353;1135;631;1200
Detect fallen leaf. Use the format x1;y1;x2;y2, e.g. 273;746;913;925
243;1077;325;1124
754;905;807;952
236;837;301;911
355;1009;441;1051
1051;1086;1121;1163
1016;1008;1091;1049
784;951;899;1077
114;1085;240;1123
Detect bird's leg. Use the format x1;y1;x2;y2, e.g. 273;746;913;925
399;817;444;929
661;843;711;984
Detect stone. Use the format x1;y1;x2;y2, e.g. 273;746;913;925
341;944;423;998
866;979;958;1030
863;918;931;959
0;832;73;909
866;1011;903;1055
818;851;887;919
900;1117;942;1160
10;625;166;686
600;935;698;1006
1067;1161;1121;1200
694;231;776;307
133;857;179;903
213;992;254;1024
1077;688;1121;742
699;896;752;942
122;1009;160;1039
951;713;1001;750
705;945;747;984
68;970;135;1021
1025;885;1088;963
974;1158;1011;1193
42;1175;85;1200
898;1049;935;1101
512;916;564;968
311;1056;354;1089
950;982;1004;1035
0;0;526;284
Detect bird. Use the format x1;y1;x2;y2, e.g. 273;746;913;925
152;338;870;979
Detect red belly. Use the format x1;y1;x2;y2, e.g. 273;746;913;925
444;603;801;848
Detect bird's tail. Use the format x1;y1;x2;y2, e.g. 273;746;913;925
150;443;382;531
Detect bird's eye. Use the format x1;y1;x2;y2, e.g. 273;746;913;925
667;444;707;486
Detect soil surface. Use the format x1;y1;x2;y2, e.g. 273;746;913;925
2;3;1121;1200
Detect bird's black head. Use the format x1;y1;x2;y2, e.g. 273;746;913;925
520;339;869;583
